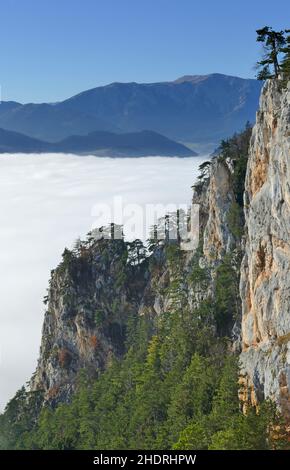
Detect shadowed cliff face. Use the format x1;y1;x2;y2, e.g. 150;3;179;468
240;81;290;417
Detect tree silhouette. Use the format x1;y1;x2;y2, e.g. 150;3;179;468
256;26;286;79
127;239;147;266
281;30;290;80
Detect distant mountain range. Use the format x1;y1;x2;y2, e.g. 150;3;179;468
0;128;197;157
0;74;262;149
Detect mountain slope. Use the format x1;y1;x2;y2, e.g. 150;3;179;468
0;103;118;143
0;128;47;153
52;130;197;156
0;127;196;157
0;74;262;143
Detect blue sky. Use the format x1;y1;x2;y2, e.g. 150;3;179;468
0;0;289;102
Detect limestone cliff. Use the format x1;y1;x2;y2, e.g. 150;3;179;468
240;80;290;416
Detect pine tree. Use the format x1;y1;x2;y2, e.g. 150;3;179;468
127;239;147;266
281;30;290;80
256;26;286;79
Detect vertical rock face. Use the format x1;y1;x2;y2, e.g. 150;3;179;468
203;160;236;261
190;157;241;336
240;80;290;416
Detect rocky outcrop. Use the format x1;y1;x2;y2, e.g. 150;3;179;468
240;80;290;417
30;239;146;404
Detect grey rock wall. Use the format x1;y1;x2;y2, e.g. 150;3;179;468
240;80;290;417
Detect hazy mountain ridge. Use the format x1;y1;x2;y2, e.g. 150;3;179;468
0;128;47;153
0;74;262;144
0;128;196;157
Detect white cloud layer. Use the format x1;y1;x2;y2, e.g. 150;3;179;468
0;153;208;410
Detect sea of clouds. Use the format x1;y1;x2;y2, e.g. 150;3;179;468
0;153;208;410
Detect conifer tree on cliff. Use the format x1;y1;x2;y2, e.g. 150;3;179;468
281;29;290;79
256;26;286;79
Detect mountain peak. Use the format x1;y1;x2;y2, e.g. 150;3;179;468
173;73;253;84
173;75;210;84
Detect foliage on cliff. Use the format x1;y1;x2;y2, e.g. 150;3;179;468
256;27;287;80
